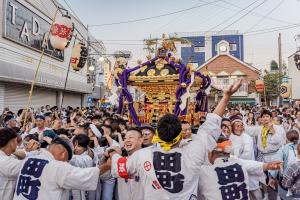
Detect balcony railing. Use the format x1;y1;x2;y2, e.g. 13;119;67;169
212;78;248;97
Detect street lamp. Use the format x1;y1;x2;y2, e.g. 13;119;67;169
89;65;95;71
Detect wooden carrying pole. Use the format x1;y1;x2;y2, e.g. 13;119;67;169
23;8;59;128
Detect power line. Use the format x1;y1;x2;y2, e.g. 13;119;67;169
205;0;261;33
89;2;230;27
62;0;81;21
150;0;224;34
245;22;300;34
245;0;285;32
245;23;300;36
58;0;106;53
219;0;268;32
222;0;292;25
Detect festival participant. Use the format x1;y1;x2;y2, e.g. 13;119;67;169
23;134;41;157
70;134;94;200
181;121;192;139
88;124;105;200
246;110;286;162
229;115;261;199
99;125;120;200
44;116;52;128
221;118;232;138
246;109;286;199
115;128;144;200
246;112;256;126
118;120;128;135
140;125;155;148
197;137;281;200
4;115;18;129
0;128;24;200
269;130;299;200
28;115;52;139
294;111;300;131
221;124;231;138
108;79;243;200
13;136;110;200
230;115;255;160
282;143;300;198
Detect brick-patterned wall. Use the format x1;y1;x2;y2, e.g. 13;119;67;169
199;55;260;93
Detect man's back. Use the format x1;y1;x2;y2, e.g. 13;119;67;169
198;157;251;200
13;150;99;200
111;113;222;200
0;150;23;200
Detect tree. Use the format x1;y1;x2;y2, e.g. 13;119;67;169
263;70;284;102
143;35;190;54
270;60;279;71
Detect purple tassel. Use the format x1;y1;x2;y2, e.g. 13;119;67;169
195;75;211;113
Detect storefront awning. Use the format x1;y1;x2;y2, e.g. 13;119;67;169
0;60;93;94
229;98;256;105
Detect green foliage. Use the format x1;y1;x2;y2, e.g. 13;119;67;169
263;70;284;101
143;36;191;54
270;60;279;71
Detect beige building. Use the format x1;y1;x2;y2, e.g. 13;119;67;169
0;0;105;112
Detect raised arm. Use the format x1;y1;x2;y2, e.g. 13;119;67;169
186;79;244;171
196;79;243;140
213;79;243;117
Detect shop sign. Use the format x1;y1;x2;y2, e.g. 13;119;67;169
4;0;64;61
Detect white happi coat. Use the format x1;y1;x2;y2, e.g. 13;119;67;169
111;113;222;200
116;152;144;200
13;149;99;200
230;133;255;160
0;150;23;200
230;133;261;191
69;151;94;200
198;156;265;200
245;125;286;162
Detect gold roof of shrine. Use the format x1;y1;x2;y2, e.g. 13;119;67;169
128;58;179;86
128;58;179;102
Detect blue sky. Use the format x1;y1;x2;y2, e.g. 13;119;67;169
59;0;300;70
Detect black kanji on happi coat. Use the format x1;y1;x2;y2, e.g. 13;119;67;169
16;158;49;200
153;152;185;193
215;163;248;200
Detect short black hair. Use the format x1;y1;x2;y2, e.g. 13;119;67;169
221;118;231;123
157;114;181;142
111;123;121;133
54;128;70;137
118;119;127;127
126;127;142;136
73;134;90;148
261;109;272;118
0;128;17;148
24;133;39;142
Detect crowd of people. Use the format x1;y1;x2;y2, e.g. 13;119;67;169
0;79;300;200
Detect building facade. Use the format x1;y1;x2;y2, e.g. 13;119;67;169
197;40;260;105
170;31;244;67
0;0;105;112
288;53;299;100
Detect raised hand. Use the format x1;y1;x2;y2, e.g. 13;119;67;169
225;78;244;97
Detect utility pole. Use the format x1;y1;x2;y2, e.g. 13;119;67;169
278;33;282;73
278;33;283;106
